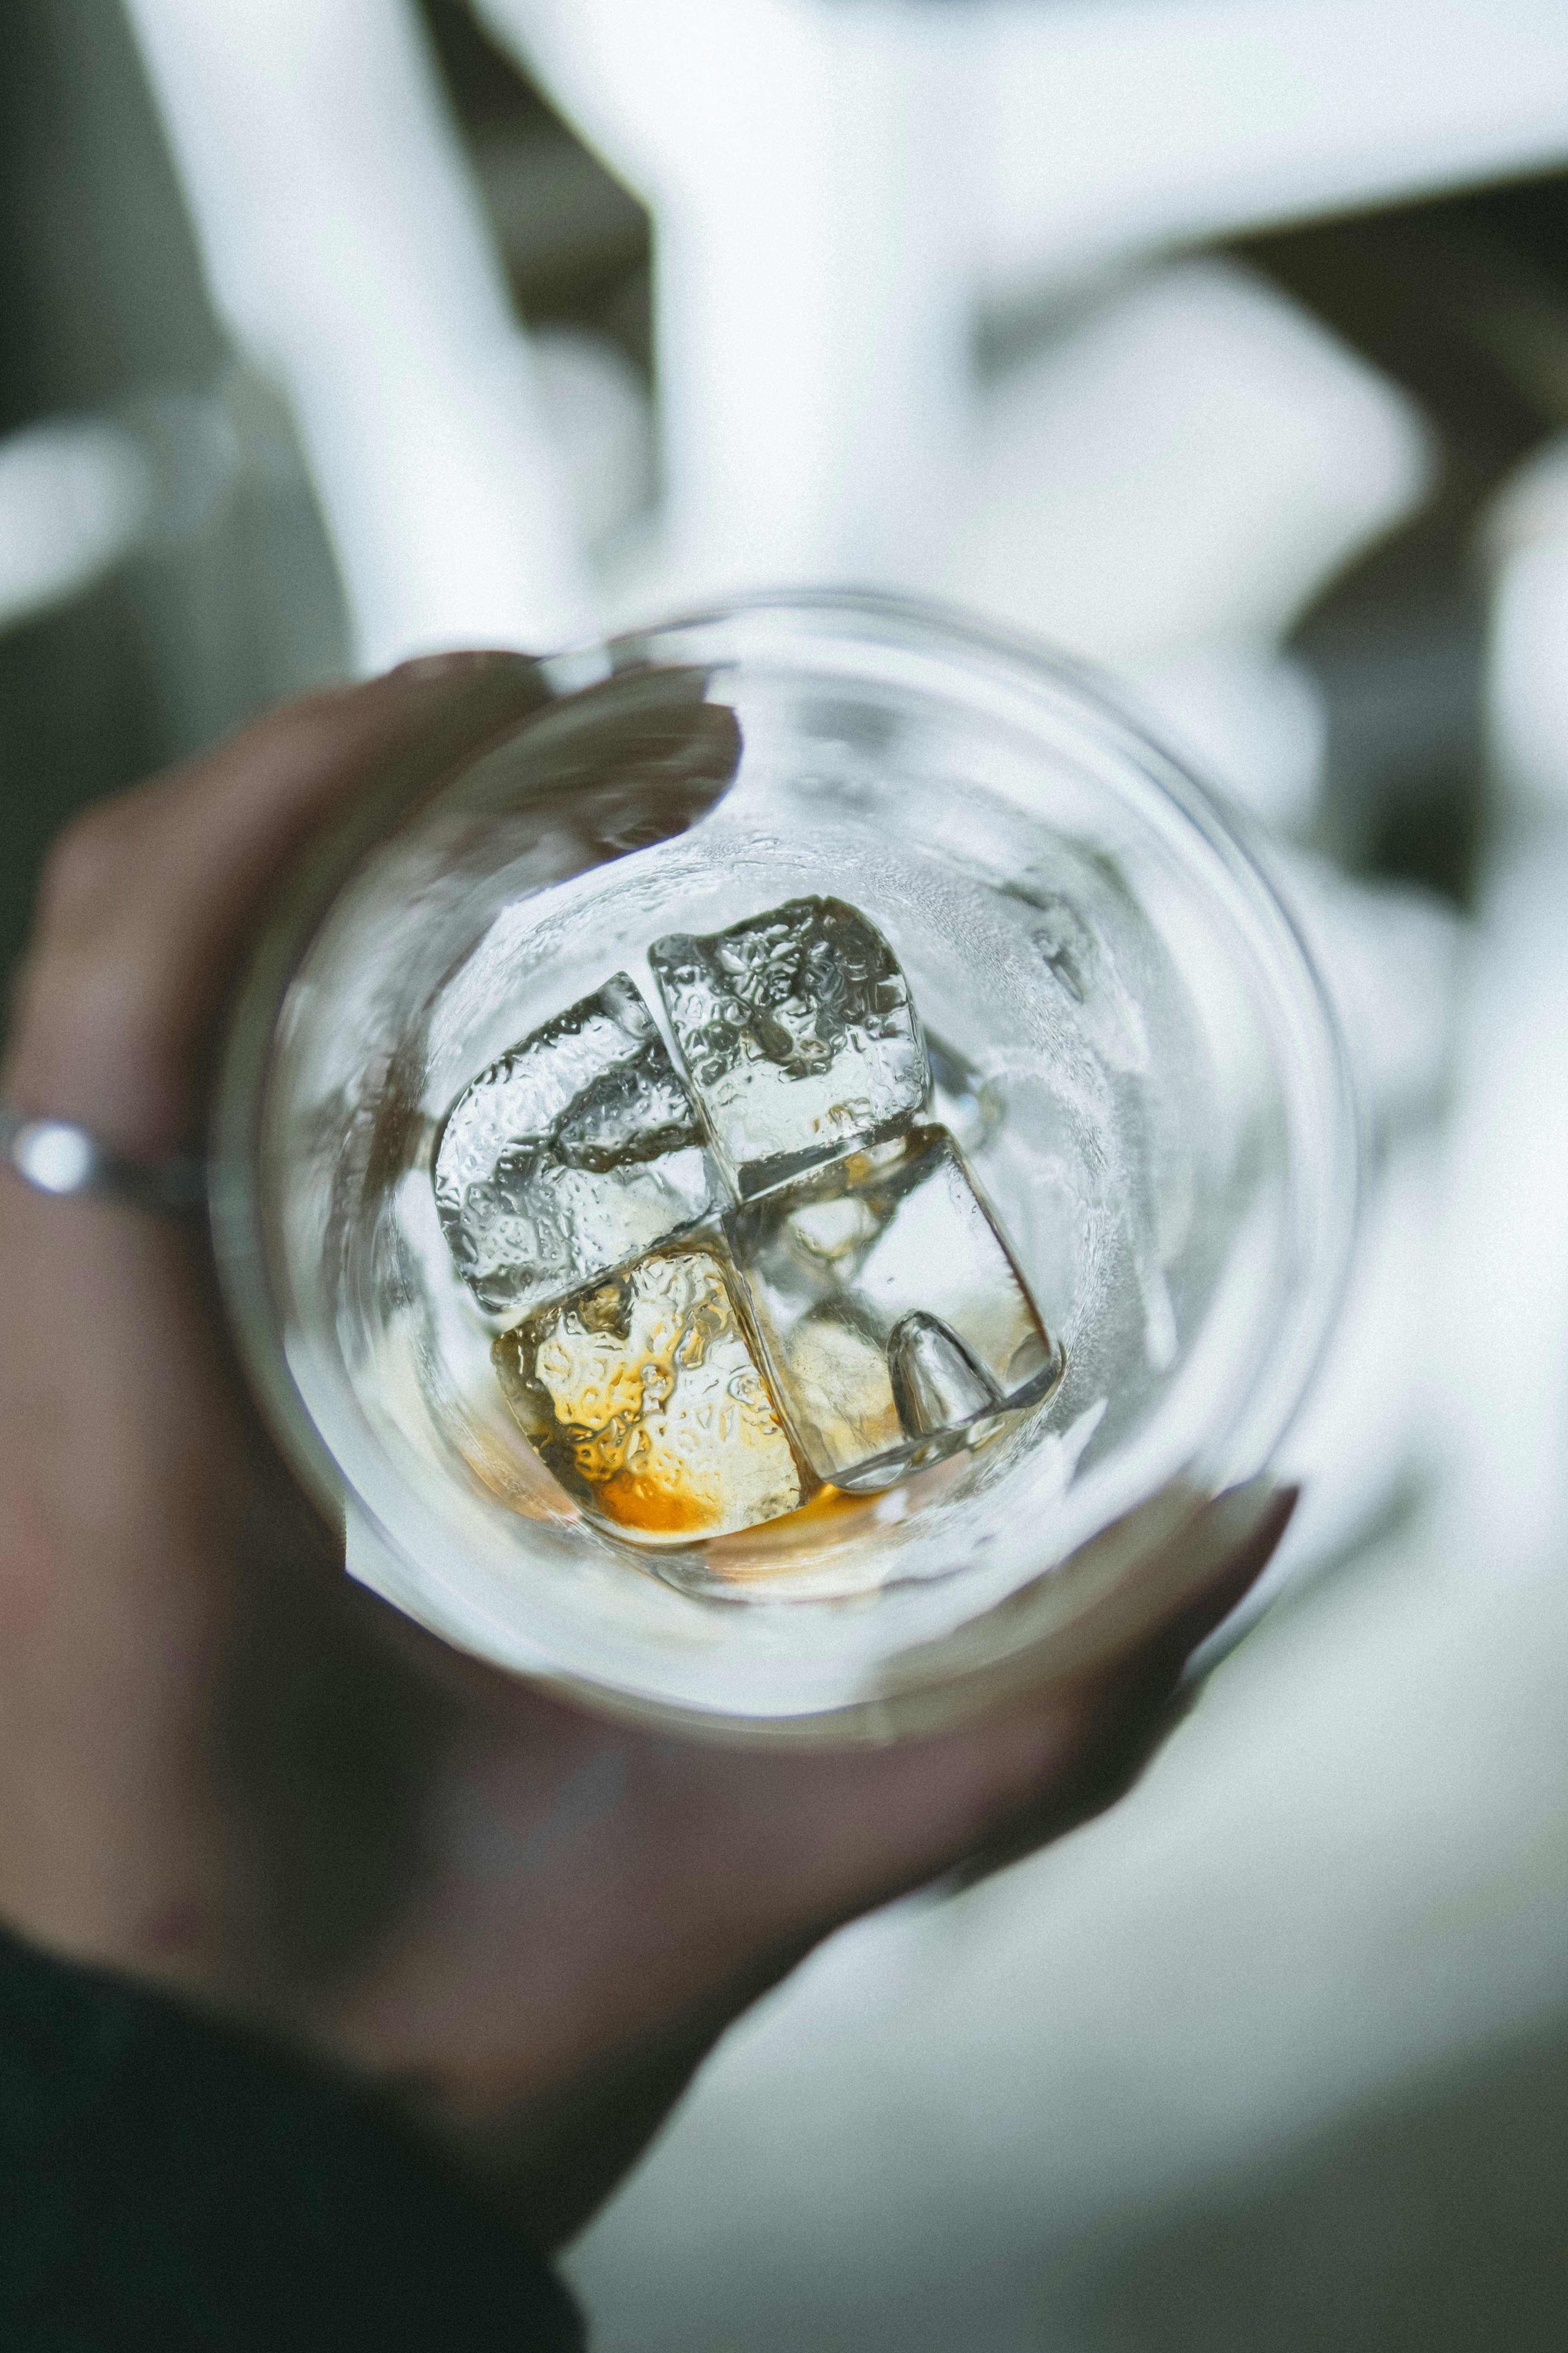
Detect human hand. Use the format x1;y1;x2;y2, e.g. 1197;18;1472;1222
0;659;1292;2247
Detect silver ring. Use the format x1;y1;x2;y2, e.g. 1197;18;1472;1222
1;1106;207;1213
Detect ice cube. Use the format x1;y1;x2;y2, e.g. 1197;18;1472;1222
434;974;724;1319
725;1126;1062;1491
492;1243;806;1541
649;896;928;1197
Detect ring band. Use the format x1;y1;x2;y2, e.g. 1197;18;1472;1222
1;1106;207;1213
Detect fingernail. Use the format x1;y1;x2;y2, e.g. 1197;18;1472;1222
386;650;518;687
1162;1481;1301;1678
370;651;554;763
1197;1475;1297;1561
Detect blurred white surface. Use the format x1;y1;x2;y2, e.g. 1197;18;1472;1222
119;0;1568;675
978;0;1568;305
1434;832;1568;1576
945;259;1433;829
483;0;975;594
1487;439;1568;824
486;0;1564;618
953;262;1433;660
0;419;156;630
122;0;592;667
530;328;655;558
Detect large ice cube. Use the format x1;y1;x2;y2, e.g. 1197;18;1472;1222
434;975;724;1319
649;896;928;1197
492;1243;806;1541
726;1126;1062;1491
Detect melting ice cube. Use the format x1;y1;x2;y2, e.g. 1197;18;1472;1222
433;974;724;1319
649;896;928;1197
491;1243;806;1541
725;1126;1062;1492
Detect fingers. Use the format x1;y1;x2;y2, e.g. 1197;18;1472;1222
4;653;546;1155
753;1480;1300;1928
945;1483;1300;1888
1056;1476;1300;1715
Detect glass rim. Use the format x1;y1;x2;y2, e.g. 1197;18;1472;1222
209;589;1361;1738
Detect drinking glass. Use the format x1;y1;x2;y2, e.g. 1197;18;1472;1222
212;593;1356;1739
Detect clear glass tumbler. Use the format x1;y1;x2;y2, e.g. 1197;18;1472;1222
212;593;1357;1740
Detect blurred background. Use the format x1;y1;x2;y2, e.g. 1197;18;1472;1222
7;1;1568;2342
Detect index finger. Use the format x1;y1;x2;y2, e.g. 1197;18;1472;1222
4;654;547;1158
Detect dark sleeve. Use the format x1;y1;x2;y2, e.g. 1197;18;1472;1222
0;1927;585;2352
